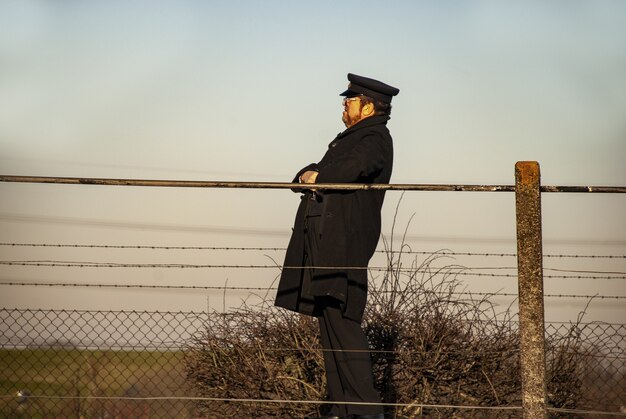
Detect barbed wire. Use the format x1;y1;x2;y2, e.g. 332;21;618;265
0;242;284;252
1;281;625;300
1;260;624;279
1;242;624;259
545;268;626;275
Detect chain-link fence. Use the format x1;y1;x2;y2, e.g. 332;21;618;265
1;308;624;417
545;322;626;413
0;309;210;418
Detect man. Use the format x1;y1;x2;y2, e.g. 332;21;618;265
275;73;399;419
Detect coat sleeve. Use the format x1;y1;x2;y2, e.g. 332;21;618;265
290;163;319;193
315;134;387;183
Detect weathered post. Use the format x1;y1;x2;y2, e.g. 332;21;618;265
515;161;547;418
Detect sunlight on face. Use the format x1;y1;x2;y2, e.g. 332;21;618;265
342;96;364;128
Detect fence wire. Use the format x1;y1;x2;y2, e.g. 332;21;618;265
2;260;624;281
1;242;625;259
2;282;626;301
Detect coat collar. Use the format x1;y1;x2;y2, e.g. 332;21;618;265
335;114;390;140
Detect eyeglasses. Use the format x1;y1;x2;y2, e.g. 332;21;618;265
343;96;361;106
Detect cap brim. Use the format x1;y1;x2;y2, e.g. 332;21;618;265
339;88;361;97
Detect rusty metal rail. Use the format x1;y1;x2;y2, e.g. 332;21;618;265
1;175;625;193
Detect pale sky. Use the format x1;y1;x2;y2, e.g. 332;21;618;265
0;1;625;323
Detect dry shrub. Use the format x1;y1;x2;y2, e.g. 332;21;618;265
184;303;325;418
183;209;594;418
183;252;594;418
365;248;522;418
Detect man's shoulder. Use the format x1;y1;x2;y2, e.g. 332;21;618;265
355;122;392;142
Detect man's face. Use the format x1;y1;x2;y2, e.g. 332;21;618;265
342;96;365;128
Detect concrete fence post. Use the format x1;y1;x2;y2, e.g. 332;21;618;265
515;161;548;418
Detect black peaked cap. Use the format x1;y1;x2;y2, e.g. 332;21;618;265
340;73;399;103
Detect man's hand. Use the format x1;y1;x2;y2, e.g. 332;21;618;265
300;170;318;184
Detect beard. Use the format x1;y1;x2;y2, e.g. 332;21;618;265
342;108;359;128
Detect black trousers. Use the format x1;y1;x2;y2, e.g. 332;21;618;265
316;303;383;416
304;215;382;416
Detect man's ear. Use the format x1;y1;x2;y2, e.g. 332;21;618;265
362;102;375;116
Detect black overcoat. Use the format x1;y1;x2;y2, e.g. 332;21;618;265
275;115;393;323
